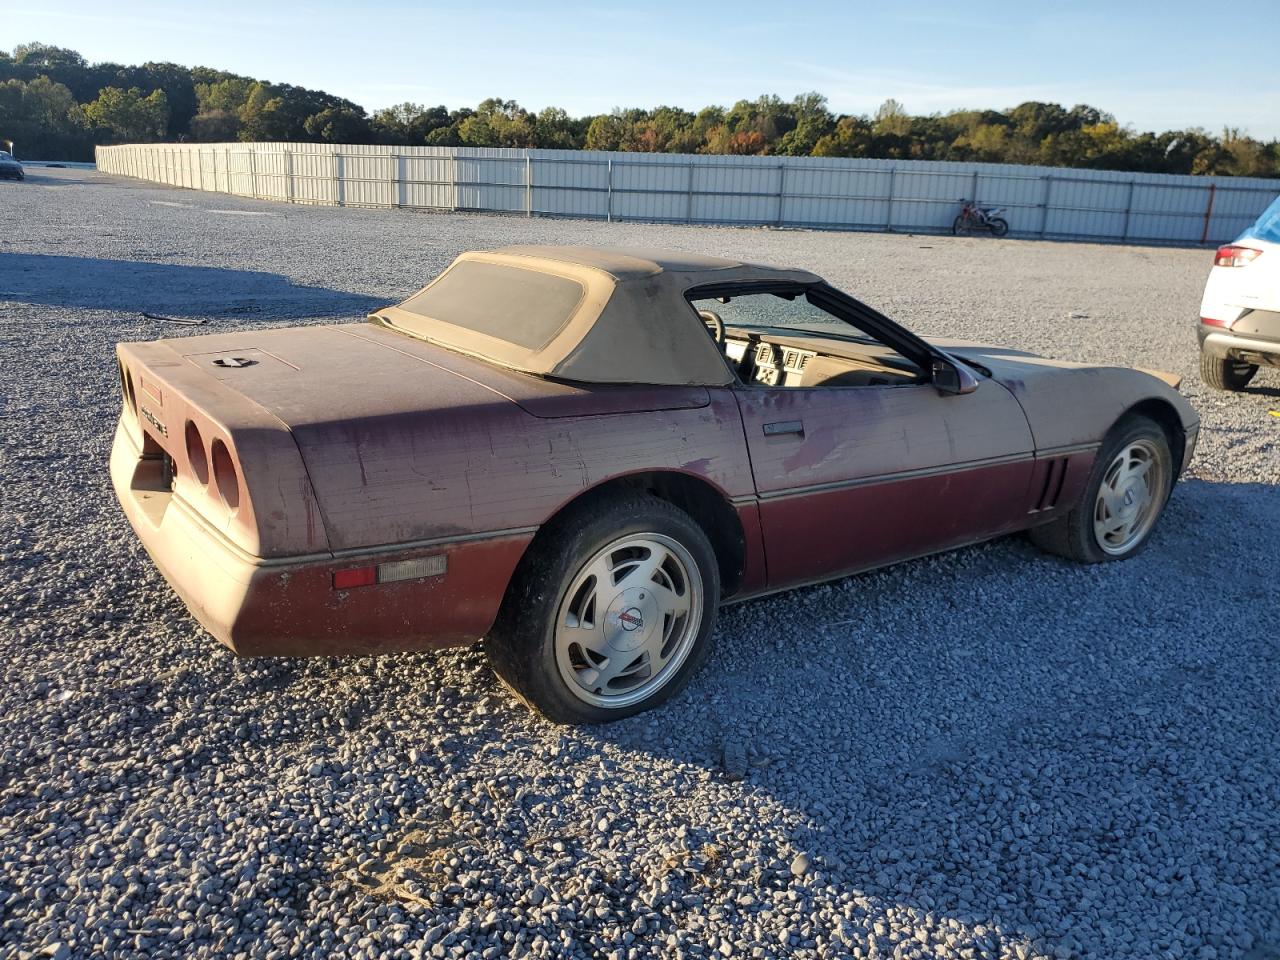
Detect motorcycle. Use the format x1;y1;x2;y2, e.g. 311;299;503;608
952;200;1009;237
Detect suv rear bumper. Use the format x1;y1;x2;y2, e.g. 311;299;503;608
111;420;531;656
1199;326;1280;368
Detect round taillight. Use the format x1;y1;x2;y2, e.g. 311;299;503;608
210;439;240;511
185;421;209;485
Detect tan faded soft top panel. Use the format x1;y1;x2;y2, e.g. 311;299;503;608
377;251;617;375
492;245;748;278
373;246;822;386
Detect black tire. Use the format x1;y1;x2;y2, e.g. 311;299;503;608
952;215;967;235
1199;349;1257;391
989;217;1009;237
1028;414;1175;564
486;494;720;724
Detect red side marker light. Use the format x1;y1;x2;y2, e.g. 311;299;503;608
333;566;376;589
332;555;448;590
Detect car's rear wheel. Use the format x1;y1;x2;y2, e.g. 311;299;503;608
486;494;719;723
1029;415;1174;563
1200;349;1257;391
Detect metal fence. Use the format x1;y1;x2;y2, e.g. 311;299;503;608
96;142;1280;246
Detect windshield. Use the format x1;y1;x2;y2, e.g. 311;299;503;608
690;290;874;342
1240;194;1280;246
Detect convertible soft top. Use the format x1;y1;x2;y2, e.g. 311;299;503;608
372;245;820;386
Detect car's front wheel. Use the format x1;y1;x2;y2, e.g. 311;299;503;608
1029;414;1174;563
1200;349;1257;391
486;494;720;723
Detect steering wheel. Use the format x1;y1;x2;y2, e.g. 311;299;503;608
698;309;725;345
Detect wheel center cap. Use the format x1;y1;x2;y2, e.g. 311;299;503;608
617;606;644;631
1119;481;1143;517
604;589;657;653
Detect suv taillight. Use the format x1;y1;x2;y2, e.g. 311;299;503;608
1214;245;1262;267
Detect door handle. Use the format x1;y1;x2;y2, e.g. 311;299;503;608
763;420;804;437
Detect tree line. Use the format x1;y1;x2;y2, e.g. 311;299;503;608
2;42;1276;178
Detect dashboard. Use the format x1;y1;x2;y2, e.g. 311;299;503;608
725;337;814;387
720;329;923;389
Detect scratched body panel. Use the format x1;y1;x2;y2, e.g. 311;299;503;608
928;339;1201;450
733;378;1036;586
293;393;753;550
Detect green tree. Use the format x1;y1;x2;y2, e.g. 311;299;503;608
584;112;629;151
189;109;239;141
813;116;873;157
534;106;579;149
237;82;289;140
0;75;91;158
303;105;370;143
371;102;451;144
777;93;834;155
195;77;253;114
83;86;169;142
4;42;1280;174
12;42;86;71
138;61;197;136
873;99;910;137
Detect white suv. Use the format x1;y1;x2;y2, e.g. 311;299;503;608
1198;194;1280;390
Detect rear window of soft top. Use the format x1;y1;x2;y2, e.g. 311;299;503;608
393;260;585;351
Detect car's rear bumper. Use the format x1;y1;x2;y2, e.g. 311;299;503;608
111;421;533;656
1199;325;1280;368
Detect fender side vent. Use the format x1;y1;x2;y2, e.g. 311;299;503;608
1033;457;1069;512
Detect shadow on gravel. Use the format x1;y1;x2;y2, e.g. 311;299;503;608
1238;381;1280;399
5;172;100;188
0;253;386;320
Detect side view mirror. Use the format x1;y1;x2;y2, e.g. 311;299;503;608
931;357;980;396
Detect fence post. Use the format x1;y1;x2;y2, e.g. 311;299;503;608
525;151;533;218
249;147;258;198
390;154;399;208
1121;180;1134;241
334;152;343;206
885;167;896;231
1201;183;1217;245
285;150;294;202
1039;175;1052;238
451;152;459;212
606;157;613;222
687;163;695;223
776;163;786;226
224;147;231;194
971;169;980;203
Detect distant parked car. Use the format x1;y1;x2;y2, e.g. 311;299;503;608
112;246;1198;722
1198;194;1280;390
0;151;24;181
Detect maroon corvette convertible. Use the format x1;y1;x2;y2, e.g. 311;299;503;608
112;246;1198;721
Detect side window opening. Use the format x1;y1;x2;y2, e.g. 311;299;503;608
688;289;925;389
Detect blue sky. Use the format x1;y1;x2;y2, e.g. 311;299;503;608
11;1;1280;137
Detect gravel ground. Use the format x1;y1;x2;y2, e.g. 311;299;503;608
2;168;1278;960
